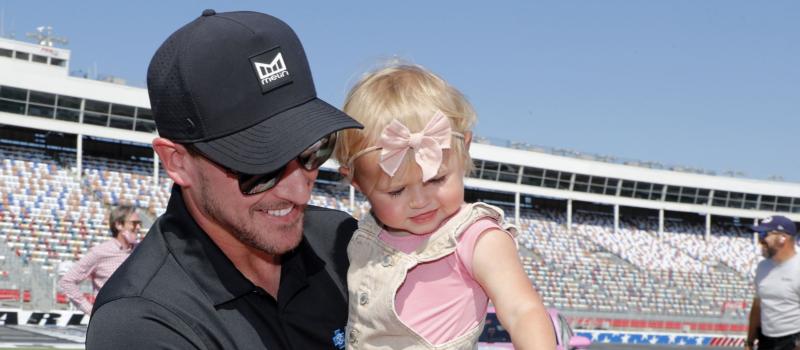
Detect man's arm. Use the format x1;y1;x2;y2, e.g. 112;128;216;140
87;297;205;350
58;250;99;314
745;297;760;350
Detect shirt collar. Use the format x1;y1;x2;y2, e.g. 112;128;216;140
157;185;323;306
109;237;133;251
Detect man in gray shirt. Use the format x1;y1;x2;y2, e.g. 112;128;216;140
746;215;800;350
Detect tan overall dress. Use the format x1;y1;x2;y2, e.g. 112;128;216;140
345;202;516;350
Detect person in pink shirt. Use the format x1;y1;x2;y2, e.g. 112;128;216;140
335;63;556;349
58;204;140;314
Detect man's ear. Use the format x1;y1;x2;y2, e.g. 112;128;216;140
152;138;194;187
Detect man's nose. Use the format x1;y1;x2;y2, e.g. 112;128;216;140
270;159;317;203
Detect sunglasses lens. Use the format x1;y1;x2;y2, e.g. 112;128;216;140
238;167;285;195
299;133;336;170
235;133;337;195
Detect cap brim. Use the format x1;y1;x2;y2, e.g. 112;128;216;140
751;225;797;238
193;98;362;175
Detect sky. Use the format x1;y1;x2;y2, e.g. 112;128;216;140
1;1;798;182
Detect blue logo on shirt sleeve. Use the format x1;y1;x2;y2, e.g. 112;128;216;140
333;328;345;349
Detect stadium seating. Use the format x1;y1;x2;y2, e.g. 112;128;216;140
0;144;164;275
516;208;755;319
0;143;758;324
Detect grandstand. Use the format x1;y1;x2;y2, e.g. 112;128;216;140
2;32;800;339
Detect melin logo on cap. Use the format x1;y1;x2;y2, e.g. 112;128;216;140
255;53;286;82
250;48;293;93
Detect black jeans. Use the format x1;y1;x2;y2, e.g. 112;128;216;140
758;331;800;350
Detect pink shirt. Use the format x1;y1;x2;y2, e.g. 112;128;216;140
379;219;502;345
58;239;133;314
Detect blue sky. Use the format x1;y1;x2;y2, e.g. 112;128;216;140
1;1;798;181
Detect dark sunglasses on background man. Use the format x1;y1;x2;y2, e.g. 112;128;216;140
758;230;790;241
186;132;337;195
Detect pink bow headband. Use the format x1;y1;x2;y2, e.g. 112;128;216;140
347;111;464;182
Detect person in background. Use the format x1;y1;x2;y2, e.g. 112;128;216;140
746;215;800;350
58;204;140;314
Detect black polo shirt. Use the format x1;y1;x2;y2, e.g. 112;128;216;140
86;186;356;350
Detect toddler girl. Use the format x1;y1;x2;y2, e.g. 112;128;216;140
335;63;555;349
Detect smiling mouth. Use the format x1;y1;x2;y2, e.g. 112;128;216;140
266;206;293;217
411;209;437;222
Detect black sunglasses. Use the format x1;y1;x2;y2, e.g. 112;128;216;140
187;132;337;195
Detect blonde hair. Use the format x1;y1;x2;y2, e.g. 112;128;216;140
334;63;476;176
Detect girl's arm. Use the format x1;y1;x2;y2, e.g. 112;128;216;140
472;229;556;350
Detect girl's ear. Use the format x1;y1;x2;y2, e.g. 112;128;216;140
338;166;351;179
463;131;473;152
339;166;363;193
350;177;364;194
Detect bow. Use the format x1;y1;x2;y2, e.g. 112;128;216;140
377;111;452;182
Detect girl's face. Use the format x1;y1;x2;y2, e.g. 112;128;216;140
353;151;466;236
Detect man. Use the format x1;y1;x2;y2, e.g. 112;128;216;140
58;204;140;314
746;215;800;350
86;10;362;349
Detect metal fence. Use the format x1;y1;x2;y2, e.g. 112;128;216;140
0;238;88;311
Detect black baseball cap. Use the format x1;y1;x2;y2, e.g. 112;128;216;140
147;9;361;175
